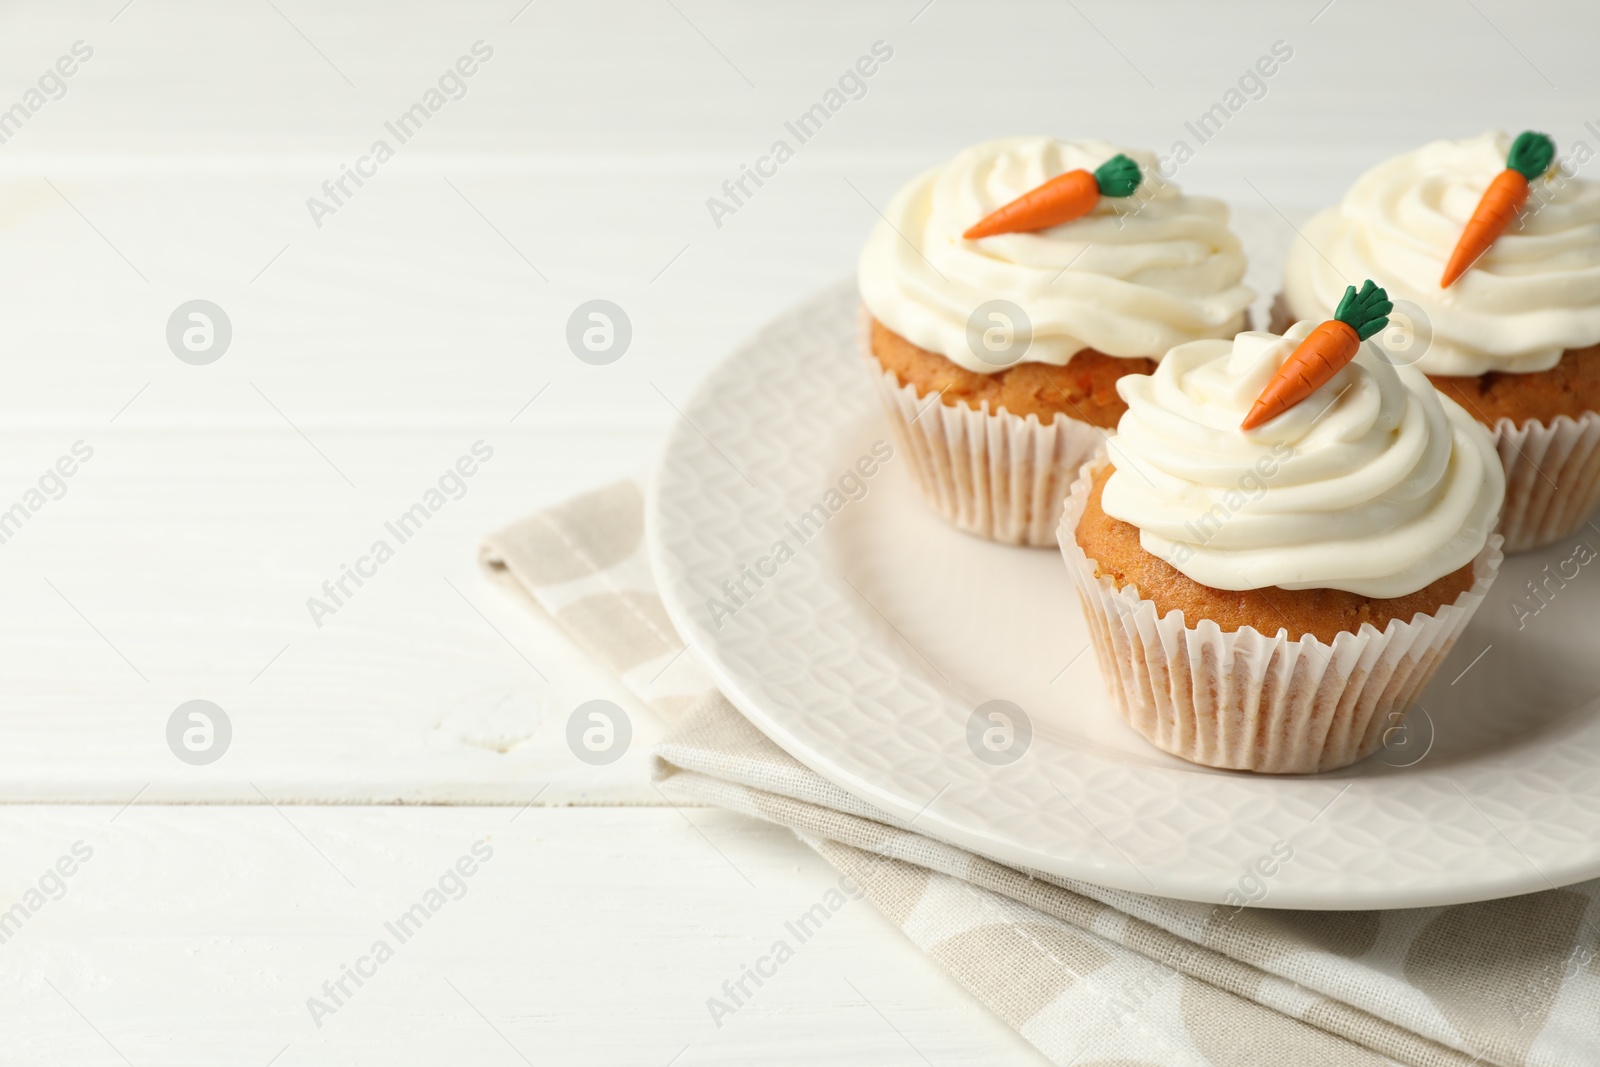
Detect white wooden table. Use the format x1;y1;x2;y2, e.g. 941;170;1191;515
0;0;1584;1061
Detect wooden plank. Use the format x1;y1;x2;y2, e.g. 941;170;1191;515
1;804;1047;1066
0;423;680;803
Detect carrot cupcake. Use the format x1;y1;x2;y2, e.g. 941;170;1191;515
1282;130;1600;552
1060;283;1505;773
858;136;1254;546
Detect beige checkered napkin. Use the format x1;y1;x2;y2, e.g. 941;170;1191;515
482;481;1600;1067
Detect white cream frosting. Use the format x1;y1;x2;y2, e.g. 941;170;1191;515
1100;323;1504;598
858;136;1254;372
1285;131;1600;377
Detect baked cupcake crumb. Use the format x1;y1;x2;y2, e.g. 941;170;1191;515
1428;344;1600;427
1075;464;1478;644
870;318;1153;428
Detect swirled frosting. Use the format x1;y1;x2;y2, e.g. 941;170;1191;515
858;136;1254;373
1100;323;1504;597
1285;131;1600;376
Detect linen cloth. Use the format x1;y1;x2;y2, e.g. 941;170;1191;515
480;480;1600;1067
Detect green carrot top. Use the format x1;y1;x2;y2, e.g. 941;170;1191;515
1092;154;1142;198
1506;130;1556;181
1333;279;1393;341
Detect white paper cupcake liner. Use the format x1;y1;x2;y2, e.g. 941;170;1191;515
1491;411;1600;553
862;316;1107;547
1057;462;1504;774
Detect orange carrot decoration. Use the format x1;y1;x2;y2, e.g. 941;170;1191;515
962;154;1142;239
1439;131;1555;287
1241;280;1392;431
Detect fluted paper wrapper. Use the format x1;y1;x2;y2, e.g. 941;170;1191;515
1492;411;1600;553
1057;464;1504;774
862;329;1105;547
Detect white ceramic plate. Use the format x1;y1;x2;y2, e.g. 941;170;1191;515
648;281;1600;909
